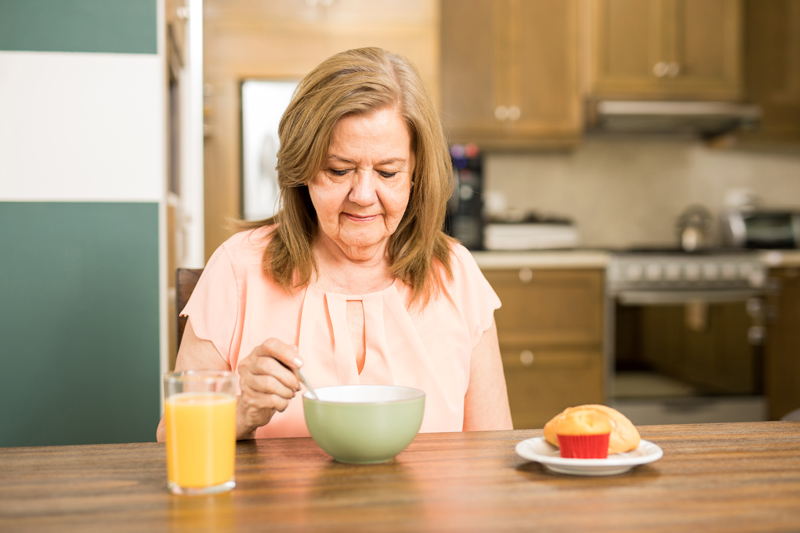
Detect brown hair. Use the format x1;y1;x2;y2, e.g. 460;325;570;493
243;47;455;305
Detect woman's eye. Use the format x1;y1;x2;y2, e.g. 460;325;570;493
329;169;349;176
379;171;398;178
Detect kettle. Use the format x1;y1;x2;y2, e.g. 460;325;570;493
676;205;712;252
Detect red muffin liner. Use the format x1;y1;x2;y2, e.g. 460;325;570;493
557;433;610;459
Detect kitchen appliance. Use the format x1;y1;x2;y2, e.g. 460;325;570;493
446;144;484;250
676;205;712;252
589;101;761;138
605;248;769;425
483;222;579;250
721;209;800;249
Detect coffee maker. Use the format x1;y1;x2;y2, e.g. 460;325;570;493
445;143;483;250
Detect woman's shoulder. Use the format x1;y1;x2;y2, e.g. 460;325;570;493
214;224;277;273
219;224;278;261
423;240;485;302
445;240;482;279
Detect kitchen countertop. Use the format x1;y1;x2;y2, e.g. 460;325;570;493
471;248;800;269
759;249;800;267
471;249;610;269
2;423;799;531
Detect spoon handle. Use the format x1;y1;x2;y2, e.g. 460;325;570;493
297;368;319;400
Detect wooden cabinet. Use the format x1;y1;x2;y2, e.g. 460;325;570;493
743;0;800;142
585;0;743;100
484;268;605;429
441;0;582;149
766;267;800;420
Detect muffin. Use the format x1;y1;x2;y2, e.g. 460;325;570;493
552;407;612;458
544;404;641;457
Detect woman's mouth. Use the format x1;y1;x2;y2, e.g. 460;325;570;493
344;213;377;223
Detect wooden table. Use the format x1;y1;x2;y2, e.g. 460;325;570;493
1;422;799;532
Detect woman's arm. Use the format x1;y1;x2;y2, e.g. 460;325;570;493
463;319;513;431
156;319;302;442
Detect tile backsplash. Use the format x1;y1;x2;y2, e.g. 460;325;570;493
485;136;800;249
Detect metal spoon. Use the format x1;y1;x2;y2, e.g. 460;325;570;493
297;368;319;400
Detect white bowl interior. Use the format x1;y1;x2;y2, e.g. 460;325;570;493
306;385;424;404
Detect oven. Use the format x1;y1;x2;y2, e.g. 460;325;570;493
604;250;769;425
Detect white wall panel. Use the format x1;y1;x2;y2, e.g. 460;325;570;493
0;51;164;202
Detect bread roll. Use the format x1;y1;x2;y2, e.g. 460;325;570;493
544;404;640;454
554;407;612;436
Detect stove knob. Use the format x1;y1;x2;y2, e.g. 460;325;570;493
684;263;701;281
748;268;766;288
626;264;643;281
739;263;753;278
665;263;681;281
721;263;738;280
702;263;719;280
646;264;662;281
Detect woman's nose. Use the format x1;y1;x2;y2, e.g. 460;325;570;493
348;169;378;205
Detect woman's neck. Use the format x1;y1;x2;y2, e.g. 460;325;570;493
312;235;395;295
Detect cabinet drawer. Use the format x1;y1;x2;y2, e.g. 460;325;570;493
484;269;604;346
501;347;604;430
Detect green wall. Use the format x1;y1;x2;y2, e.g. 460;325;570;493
0;202;160;446
0;0;157;54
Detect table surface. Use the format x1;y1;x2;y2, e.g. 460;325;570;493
1;422;799;532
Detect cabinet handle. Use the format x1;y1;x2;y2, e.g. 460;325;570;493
508;105;521;121
518;267;533;283
748;326;766;346
495;105;509;121
653;62;668;78
520;350;534;366
667;62;681;78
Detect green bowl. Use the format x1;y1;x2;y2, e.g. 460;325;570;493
303;385;425;464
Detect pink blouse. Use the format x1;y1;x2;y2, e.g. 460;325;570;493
182;225;501;438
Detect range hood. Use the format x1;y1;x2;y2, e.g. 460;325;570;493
590;101;761;138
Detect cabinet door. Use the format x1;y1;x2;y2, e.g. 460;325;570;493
502;348;604;429
587;0;742;100
766;268;800;420
661;0;742;99
484;269;604;346
441;0;507;140
587;0;665;97
743;0;800;142
441;0;581;148
511;0;582;141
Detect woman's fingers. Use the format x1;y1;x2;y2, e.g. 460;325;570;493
244;356;301;392
240;370;298;399
250;338;304;371
239;387;291;414
235;338;305;436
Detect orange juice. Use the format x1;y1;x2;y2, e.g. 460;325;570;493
165;392;236;489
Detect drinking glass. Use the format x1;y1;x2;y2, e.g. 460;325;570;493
163;370;236;495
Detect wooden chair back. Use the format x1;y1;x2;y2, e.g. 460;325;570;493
176;268;203;352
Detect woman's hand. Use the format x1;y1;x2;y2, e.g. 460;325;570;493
235;338;304;439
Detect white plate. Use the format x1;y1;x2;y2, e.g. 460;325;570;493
515;437;663;476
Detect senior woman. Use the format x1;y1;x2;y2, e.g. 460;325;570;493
156;47;512;441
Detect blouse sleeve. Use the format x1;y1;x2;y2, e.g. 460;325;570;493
449;244;502;348
180;244;240;365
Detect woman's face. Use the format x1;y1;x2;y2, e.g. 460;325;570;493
308;106;415;262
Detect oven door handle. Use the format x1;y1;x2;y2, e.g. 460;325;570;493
616;289;763;305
